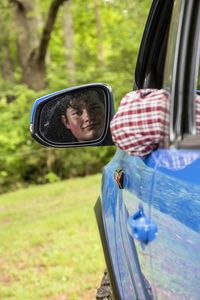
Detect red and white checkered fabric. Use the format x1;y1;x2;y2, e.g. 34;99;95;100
196;95;200;134
110;89;170;156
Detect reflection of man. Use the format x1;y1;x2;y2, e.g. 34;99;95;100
43;89;105;143
61;92;105;141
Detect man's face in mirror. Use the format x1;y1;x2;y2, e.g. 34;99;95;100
62;96;105;141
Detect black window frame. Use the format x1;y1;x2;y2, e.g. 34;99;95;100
135;0;174;90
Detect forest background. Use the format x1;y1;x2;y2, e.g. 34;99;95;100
0;0;150;194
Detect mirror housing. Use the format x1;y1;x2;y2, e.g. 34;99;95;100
30;83;115;147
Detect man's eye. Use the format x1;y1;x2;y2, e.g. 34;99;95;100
73;110;82;116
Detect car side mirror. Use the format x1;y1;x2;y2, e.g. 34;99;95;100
30;83;115;147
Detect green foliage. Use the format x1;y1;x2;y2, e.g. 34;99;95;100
0;0;151;193
45;171;60;183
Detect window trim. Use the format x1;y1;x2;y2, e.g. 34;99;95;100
135;0;174;89
167;0;188;143
171;0;200;147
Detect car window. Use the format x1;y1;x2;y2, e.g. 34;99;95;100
195;39;200;134
135;1;174;89
163;0;182;90
163;0;200;145
186;2;200;138
162;0;184;144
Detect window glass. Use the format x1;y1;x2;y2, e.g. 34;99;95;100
195;40;200;135
163;0;182;90
162;0;183;144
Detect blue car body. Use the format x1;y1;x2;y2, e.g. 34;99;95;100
101;149;200;299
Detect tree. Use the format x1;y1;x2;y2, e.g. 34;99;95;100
63;1;76;85
94;0;103;67
9;0;68;91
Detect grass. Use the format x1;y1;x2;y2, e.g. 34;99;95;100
0;174;105;300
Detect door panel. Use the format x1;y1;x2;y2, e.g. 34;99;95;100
102;150;152;299
121;149;200;299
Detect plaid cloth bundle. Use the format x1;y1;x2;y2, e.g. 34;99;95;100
110;89;170;156
110;89;200;158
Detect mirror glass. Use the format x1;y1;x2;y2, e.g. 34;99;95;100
39;87;106;143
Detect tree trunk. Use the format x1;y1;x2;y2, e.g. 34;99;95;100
94;0;104;67
1;41;14;82
23;50;47;91
9;0;68;91
63;0;76;85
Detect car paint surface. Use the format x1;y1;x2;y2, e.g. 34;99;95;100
102;148;200;299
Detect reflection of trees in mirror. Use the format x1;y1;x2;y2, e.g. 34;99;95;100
40;89;105;143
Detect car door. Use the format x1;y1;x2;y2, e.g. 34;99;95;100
143;1;200;298
101;0;200;299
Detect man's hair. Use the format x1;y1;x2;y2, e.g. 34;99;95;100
40;88;104;143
